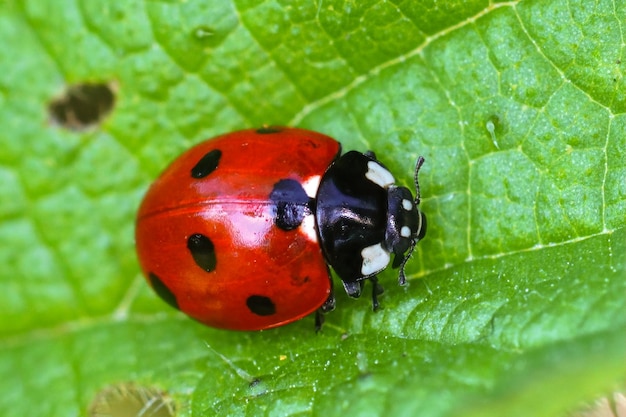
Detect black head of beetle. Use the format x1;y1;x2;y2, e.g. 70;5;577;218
315;151;426;306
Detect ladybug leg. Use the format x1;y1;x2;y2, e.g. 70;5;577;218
364;150;377;159
369;276;385;311
315;285;336;332
315;310;325;332
342;280;364;298
321;286;336;313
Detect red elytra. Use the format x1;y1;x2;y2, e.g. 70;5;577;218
135;128;340;330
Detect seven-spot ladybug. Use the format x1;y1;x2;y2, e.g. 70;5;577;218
135;127;426;330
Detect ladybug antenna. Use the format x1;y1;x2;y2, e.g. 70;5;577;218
398;238;416;286
413;156;425;206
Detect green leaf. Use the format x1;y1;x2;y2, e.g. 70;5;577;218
1;1;624;416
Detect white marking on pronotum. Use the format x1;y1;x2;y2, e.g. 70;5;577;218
301;175;321;198
299;214;318;243
361;243;390;276
402;199;413;211
365;161;394;188
401;226;411;238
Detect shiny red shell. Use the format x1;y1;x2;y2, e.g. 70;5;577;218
135;128;341;330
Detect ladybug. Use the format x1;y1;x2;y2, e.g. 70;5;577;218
135;127;426;330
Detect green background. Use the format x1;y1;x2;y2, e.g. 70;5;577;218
0;0;624;416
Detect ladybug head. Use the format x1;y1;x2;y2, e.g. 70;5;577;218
385;156;426;285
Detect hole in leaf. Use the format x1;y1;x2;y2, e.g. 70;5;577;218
88;382;175;417
48;82;116;130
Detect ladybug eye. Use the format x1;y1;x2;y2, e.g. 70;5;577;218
417;212;427;241
385;186;417;249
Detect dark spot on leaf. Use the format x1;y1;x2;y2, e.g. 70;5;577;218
358;372;373;381
49;82;115;130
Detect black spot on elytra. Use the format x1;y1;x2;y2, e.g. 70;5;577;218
270;179;312;231
148;273;179;310
187;233;217;272
49;82;115;131
256;126;283;134
246;295;276;316
191;149;221;178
